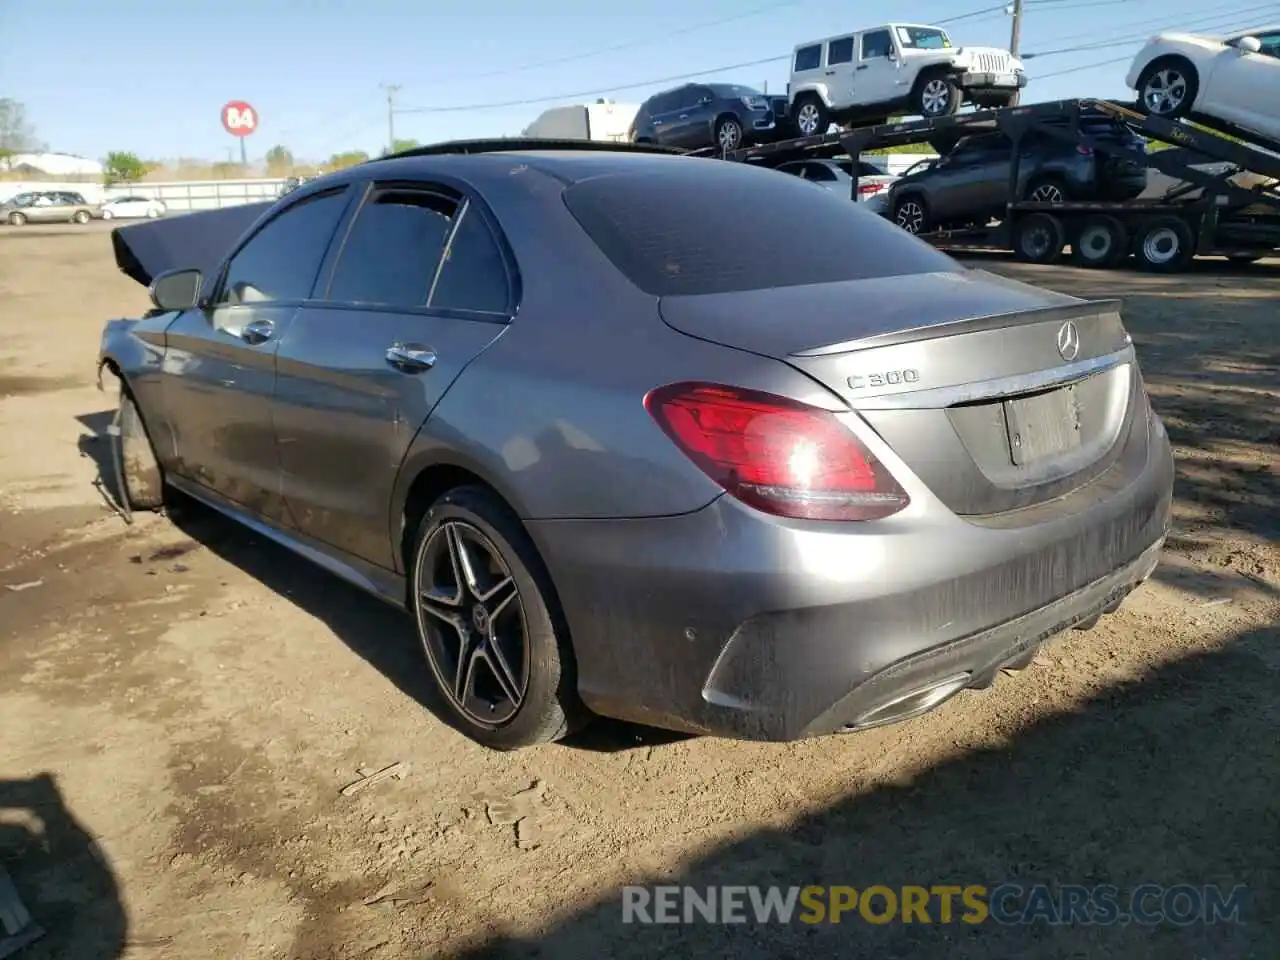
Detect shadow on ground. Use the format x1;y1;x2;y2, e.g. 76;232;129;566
450;622;1278;959
0;773;127;960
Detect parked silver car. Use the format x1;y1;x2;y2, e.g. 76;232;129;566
99;144;1174;750
2;190;100;226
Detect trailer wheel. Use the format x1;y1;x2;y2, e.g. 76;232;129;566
1070;215;1129;269
1132;216;1195;273
1014;213;1066;264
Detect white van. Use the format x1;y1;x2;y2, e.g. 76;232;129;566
787;23;1026;137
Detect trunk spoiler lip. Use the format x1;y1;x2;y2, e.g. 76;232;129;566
789;298;1124;358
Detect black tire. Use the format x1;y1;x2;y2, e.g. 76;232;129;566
714;115;744;152
8;211;26;226
893;194;929;235
792;94;828;138
117;386;164;510
913;72;961;119
1014;212;1066;264
1069;215;1129;268
1136;56;1199;120
1024;176;1071;204
1132;215;1195;273
409;485;585;750
73;210;91;224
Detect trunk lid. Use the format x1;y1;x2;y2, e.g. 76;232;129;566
659;269;1143;517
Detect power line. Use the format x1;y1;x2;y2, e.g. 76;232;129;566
1034;53;1132;77
461;1;805;82
1047;2;1278;44
395;1;1024;115
1026;11;1280;57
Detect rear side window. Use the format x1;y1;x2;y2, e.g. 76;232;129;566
794;45;821;71
827;37;854;65
328;187;457;307
216;189;349;305
562;164;957;297
429;206;511;314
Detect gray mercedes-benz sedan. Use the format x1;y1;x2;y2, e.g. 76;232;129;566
98;142;1174;750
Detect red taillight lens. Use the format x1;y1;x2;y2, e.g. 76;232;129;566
858;182;886;197
644;382;910;522
1076;144;1093;156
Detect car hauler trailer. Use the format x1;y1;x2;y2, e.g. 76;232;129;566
700;98;1280;272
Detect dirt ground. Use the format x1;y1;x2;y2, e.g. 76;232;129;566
1;222;1276;959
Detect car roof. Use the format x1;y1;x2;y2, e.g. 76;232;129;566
325;146;700;188
792;23;940;51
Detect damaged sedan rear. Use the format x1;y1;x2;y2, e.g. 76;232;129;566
97;144;1174;749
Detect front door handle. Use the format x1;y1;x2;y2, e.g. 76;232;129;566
856;64;869;71
241;319;274;344
386;342;437;373
679;114;689;119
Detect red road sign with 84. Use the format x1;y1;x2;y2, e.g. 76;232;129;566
222;101;258;137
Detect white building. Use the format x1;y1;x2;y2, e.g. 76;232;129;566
2;152;104;177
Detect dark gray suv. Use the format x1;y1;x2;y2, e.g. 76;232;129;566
631;83;776;151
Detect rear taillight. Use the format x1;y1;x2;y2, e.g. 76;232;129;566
1077;145;1094;156
644;382;910;522
858;182;887;197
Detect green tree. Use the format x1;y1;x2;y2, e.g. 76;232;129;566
380;138;420;157
103;150;147;185
327;150;370;169
0;97;40;162
264;144;295;174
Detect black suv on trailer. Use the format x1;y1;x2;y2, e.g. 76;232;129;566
631;83;776;152
888;111;1149;234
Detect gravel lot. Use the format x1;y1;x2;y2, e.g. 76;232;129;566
1;222;1276;959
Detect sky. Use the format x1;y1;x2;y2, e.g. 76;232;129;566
2;0;1275;163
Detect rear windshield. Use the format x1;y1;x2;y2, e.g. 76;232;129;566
562;163;957;297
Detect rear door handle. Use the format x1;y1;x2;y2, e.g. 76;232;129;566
241;319;274;344
386;342;437;373
824;69;836;75
856;64;869;71
679;114;689;119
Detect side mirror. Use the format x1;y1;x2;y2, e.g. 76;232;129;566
150;268;202;312
887;50;898;61
1237;36;1262;54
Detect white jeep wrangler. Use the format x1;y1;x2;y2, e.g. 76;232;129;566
788;23;1027;137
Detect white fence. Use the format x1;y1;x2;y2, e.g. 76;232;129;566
0;178;290;210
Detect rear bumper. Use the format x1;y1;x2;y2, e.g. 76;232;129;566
529;413;1175;741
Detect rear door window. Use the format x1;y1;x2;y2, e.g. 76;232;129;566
428;205;512;314
327;186;458;307
827;37;854;65
562;162;957;296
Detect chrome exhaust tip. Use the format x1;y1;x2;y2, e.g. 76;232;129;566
842;672;972;732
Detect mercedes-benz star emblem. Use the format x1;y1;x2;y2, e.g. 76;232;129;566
1056;320;1080;362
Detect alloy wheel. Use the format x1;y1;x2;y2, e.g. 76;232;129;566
896;200;925;234
1029;183;1066;203
796;103;821;136
1143;69;1187;116
415;520;530;727
921;79;952;116
718;121;742;150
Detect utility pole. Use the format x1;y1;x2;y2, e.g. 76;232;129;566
380;83;401;156
1009;0;1024;56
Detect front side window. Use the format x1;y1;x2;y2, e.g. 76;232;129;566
215;189;349;305
1248;31;1280;57
862;30;894;60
